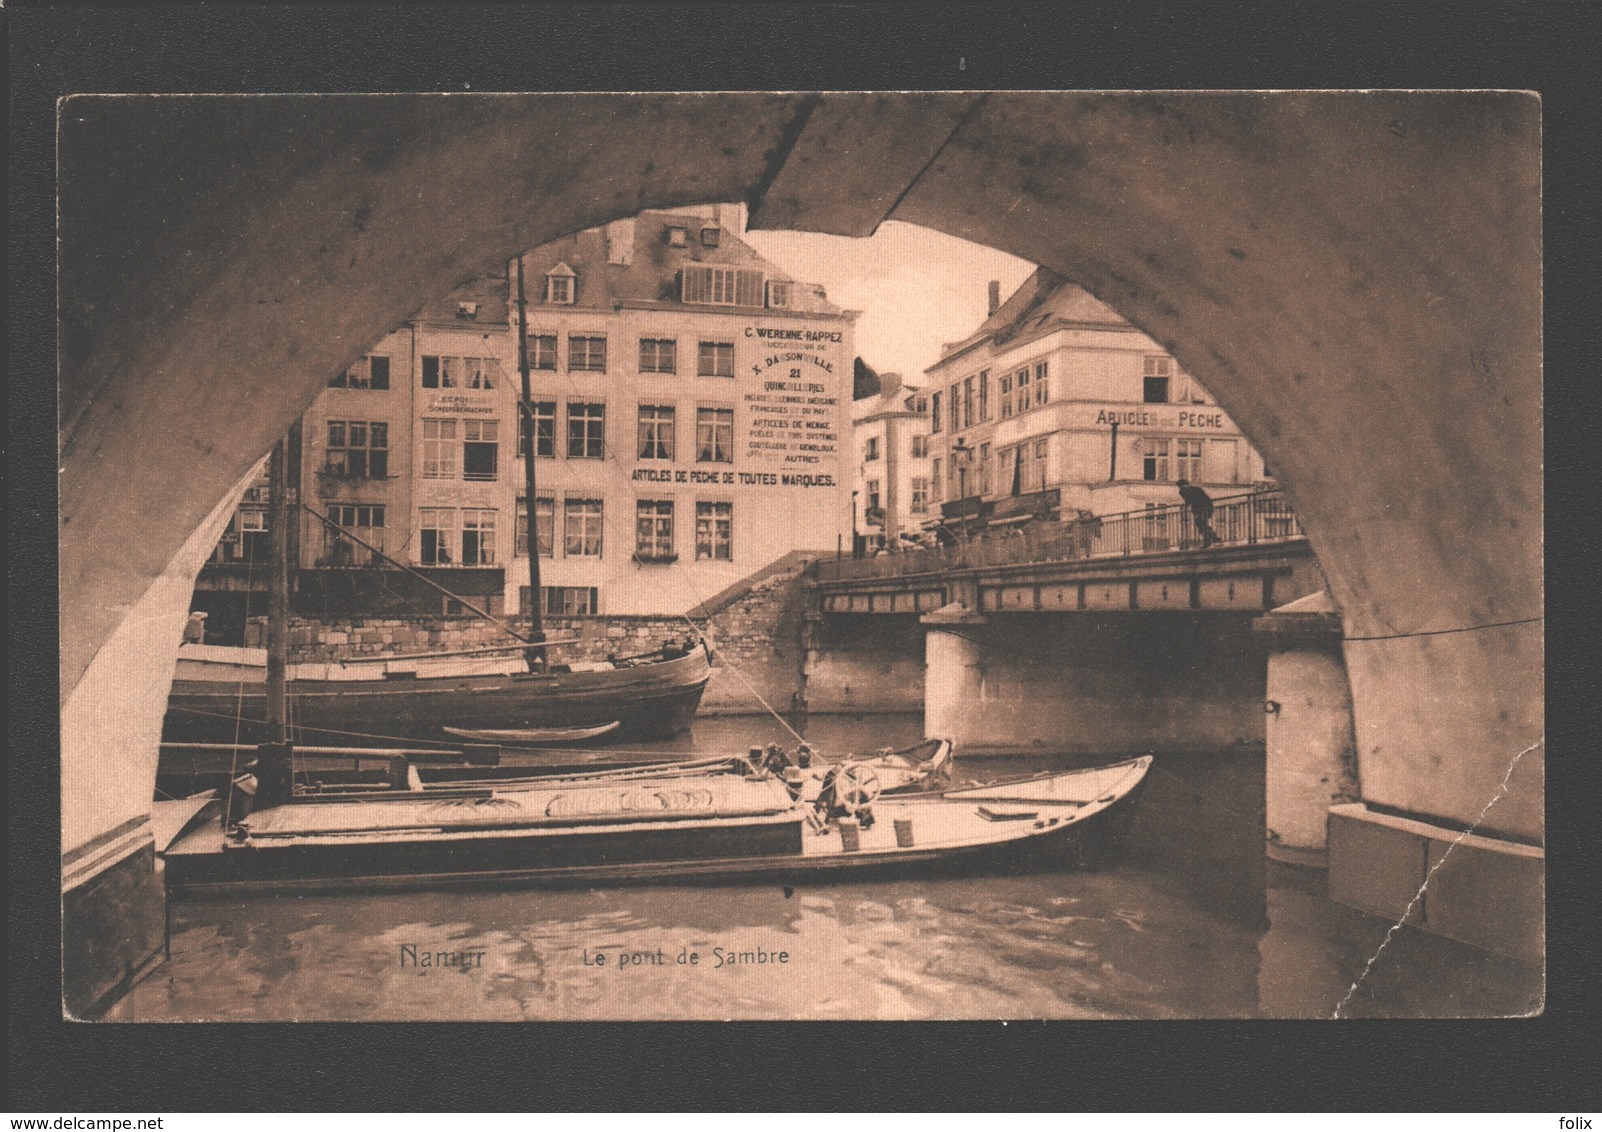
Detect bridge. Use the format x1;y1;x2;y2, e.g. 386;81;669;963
810;488;1321;616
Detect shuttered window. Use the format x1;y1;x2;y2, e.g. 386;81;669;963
681;264;765;306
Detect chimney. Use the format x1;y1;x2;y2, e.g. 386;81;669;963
988;280;1001;315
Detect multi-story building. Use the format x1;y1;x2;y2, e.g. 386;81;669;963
924;269;1270;534
193;206;857;636
851;371;932;551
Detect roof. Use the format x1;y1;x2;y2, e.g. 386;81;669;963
515;209;843;316
415;273;511;327
930;267;1132;372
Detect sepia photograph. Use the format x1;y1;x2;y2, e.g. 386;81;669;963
39;41;1549;1032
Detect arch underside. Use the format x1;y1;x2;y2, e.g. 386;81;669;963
59;91;1542;851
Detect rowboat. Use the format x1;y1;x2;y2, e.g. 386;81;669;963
157;753;1151;895
442;721;621;745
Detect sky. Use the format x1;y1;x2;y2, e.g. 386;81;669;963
741;220;1037;387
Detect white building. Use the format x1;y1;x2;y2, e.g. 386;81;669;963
925;269;1270;532
851;370;932;551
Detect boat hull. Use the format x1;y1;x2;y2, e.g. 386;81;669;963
162;758;1151;897
162;648;712;746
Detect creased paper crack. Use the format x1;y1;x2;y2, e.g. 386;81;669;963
1331;735;1543;1019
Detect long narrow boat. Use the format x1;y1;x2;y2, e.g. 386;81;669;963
162;639;713;746
158;754;1151;895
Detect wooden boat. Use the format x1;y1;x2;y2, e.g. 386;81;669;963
162;637;712;746
158;754;1151;895
442;721;622;745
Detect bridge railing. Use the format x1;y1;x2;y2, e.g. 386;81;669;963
814;486;1303;583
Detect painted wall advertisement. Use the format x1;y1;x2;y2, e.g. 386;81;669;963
739;326;843;488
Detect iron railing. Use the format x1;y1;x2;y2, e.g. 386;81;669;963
814;486;1303;583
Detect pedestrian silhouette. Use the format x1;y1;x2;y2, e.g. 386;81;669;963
1176;479;1220;547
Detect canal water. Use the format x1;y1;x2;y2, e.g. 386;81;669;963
109;713;1542;1021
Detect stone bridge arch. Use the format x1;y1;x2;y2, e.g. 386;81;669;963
57;92;1541;1006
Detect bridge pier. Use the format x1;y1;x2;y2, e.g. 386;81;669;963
918;603;1269;756
1254;592;1360;868
922;603;989;745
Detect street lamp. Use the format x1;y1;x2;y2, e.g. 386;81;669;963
952;438;973;500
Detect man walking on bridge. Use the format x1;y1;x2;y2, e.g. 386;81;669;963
1176;479;1221;548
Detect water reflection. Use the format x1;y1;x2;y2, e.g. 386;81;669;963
111;714;1542;1020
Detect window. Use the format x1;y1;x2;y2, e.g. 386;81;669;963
329;355;390;390
637;404;676;460
667;226;689;247
419;507;456;565
962;377;975;429
422;355;499;389
422;419;458;479
948;384;959;432
635;500;675;560
324;420;388;480
979;442;992;496
700;226;720;247
681;264;764;306
546;266;574;304
931;458;942;502
463;420;499;481
639;338;677;374
1176;438;1203;483
567;402;606;459
1034;361;1049;406
320;504;385;565
978;371;990;421
696;407;734;463
931;392;943;433
866;479;881;513
461;509;497;565
519;401;556;458
529;334;558;371
697;340;735;377
1021;438;1049;492
911;435;929;458
910;477;930;514
569;336;607;373
1143;437;1171;482
766;280;792;309
696;501;733;560
564;497;604;557
543;586;599;616
1000;373;1014;419
224;504;269;563
864;436;880;462
463;358;497;390
1144;356;1172;403
420;356;452;388
515;496;554;558
1014;367;1030;415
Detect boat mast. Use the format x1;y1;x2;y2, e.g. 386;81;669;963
254;431;295;810
265;434;290;742
515;254;547;669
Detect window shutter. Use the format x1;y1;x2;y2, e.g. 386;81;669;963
735;269;765;307
680;266;709;304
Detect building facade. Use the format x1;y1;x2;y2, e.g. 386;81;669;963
851;372;933;551
925;269;1270;533
194;206;856;634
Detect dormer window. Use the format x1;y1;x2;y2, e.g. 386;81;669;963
765;280;792;309
667;226;689;247
701;226;720;247
546;263;575;305
456;301;479;319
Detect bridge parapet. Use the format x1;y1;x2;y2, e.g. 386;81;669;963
815;487;1302;584
811;488;1317;614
